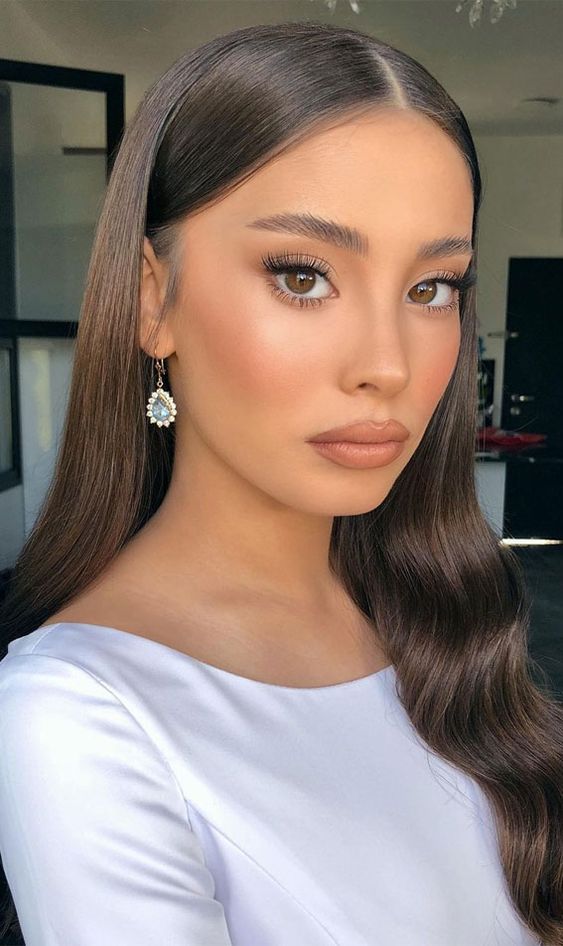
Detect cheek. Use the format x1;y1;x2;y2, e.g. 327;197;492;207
176;286;313;419
411;320;461;415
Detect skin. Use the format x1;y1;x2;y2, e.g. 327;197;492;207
48;107;475;685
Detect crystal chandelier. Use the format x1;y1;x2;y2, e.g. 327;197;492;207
310;0;518;26
455;0;517;26
309;0;362;10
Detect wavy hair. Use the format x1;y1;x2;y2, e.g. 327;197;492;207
1;20;561;944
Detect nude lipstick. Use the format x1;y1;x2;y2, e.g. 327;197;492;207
307;419;410;470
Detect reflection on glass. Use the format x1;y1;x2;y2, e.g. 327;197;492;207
17;337;74;535
0;347;12;473
8;82;106;321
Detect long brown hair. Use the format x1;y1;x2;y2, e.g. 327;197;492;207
1;20;561;944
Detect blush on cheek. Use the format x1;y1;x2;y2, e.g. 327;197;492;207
190;301;307;420
419;334;461;414
201;303;315;404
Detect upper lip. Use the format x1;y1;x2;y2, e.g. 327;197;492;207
308;418;410;444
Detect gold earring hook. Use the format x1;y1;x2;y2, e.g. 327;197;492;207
154;346;165;389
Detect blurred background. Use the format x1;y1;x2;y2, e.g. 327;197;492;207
0;0;561;700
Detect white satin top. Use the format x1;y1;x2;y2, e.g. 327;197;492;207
0;622;540;945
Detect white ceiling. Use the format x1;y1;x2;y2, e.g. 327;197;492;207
1;0;562;135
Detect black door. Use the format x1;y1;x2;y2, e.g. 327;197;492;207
501;258;563;539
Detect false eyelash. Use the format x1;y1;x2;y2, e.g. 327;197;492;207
433;266;478;294
261;250;332;278
419;266;478;312
261;251;477;311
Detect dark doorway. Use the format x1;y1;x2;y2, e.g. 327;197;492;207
501;258;563;539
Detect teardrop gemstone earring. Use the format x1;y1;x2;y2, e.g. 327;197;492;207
146;348;177;428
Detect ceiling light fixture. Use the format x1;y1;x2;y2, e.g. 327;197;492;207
455;0;518;26
309;0;518;26
309;0;362;10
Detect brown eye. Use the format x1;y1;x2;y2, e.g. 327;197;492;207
284;270;317;294
409;280;439;305
407;276;461;315
261;252;334;309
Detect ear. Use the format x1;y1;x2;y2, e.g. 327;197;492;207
139;236;176;359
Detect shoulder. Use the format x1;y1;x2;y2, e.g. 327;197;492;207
0;623;165;766
0;624;188;840
0;620;209;764
0;625;146;746
0;628;234;945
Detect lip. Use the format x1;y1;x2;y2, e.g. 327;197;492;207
307;419;410;444
308;439;406;470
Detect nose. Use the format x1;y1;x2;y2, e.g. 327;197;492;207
353;309;410;398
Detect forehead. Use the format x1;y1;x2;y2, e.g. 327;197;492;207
183;108;474;255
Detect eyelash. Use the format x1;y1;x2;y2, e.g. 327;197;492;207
260;250;477;313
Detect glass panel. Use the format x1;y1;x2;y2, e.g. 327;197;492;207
7;82;106;321
17;336;75;535
0;337;74;566
0;345;12;473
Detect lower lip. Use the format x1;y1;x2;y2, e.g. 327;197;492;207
308;439;406;469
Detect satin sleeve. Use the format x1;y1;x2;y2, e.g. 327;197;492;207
0;653;234;946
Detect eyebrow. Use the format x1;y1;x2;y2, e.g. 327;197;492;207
246;212;473;261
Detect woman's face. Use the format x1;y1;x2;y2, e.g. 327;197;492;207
160;107;474;517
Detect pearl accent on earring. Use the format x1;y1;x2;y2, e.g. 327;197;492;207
146;354;177;428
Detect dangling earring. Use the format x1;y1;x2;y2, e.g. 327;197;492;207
146;347;177;428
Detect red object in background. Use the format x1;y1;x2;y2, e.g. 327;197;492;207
476;426;547;448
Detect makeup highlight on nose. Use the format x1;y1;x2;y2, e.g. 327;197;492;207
246;211;473;263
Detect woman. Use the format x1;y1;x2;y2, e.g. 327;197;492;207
0;19;561;946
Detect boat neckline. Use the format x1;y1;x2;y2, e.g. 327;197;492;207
31;622;396;695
